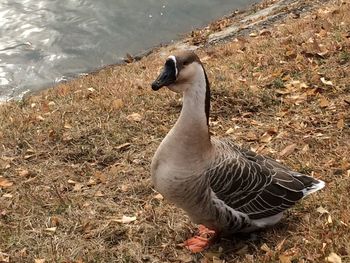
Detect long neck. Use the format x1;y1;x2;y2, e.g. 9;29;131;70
172;65;211;150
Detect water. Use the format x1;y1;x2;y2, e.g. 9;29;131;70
0;0;256;101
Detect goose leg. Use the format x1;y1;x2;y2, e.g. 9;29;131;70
183;225;218;253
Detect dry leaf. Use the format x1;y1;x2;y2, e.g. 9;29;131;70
279;254;292;263
260;133;272;143
279;144;297;157
276;238;287;251
316;206;329;214
225;128;235;134
94;190;105;197
2;193;13;198
120;185;128;192
73;183;83;192
260;243;271;253
18;169;30;177
116;143;131;151
44;227;57;233
126;113;142;122
0;252;10;263
87;178;96;186
327;215;333;224
154;193;164;200
320;77;333;86
93;171;107;184
337;119;344;129
245;131;257;141
325;252;342;263
113;215;137;224
50;216;60;227
67;179;77;185
112;99;124;110
34;259;46;263
0;177;13;188
319;97;330;108
64;123;72;129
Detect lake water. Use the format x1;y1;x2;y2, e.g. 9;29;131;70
0;0;256;101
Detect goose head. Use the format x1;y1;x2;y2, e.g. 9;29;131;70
151;51;205;93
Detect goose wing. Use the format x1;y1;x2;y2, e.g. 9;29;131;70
208;141;320;220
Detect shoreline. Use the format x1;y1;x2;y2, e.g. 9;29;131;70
6;0;329;103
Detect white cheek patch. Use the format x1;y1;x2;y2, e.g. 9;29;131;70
168;55;178;77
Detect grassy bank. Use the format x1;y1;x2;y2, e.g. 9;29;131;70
1;0;350;262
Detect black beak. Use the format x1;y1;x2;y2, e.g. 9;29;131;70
151;59;177;91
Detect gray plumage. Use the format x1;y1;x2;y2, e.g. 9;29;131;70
151;51;325;234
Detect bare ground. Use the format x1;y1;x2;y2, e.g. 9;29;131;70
1;0;350;262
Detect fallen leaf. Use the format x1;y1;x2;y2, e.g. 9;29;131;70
94;190;105;197
50;216;60;227
67;179;77;185
245;131;257;141
0;177;13;188
279;254;292;263
317;206;329;214
113;215;137;224
64;123;72;129
154;193;164;200
44;227;57;233
93;171;107;184
0;252;10;263
320;77;333;86
18;169;30;177
249;32;258;37
120;185;128;192
337;119;344;129
116;143;131;151
2;193;13;198
260;133;272;143
126;113;142;122
279;144;297;157
327;215;333;224
34;259;46;263
276;238;287;251
325;252;342;263
319;97;330;108
225;128;235;134
112;99;124;110
73;183;83;192
260;243;272;253
87;178;96;186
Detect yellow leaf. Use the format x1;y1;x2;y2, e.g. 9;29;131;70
325;252;342;263
0;177;13;188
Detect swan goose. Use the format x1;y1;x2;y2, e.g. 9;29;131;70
150;51;325;252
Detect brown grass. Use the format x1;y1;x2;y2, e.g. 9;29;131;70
1;0;350;262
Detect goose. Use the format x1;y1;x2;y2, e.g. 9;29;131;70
150;51;325;252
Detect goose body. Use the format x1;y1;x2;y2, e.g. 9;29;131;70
150;51;325;235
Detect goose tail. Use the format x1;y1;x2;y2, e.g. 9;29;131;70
302;178;325;197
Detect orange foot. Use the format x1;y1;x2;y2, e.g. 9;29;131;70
183;225;217;253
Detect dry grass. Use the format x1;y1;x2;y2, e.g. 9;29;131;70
1;0;350;262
